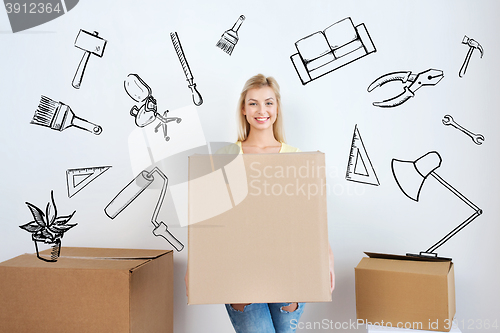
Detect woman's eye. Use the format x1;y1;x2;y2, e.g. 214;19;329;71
266;102;273;105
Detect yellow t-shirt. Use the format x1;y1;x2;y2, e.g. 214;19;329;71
216;141;301;154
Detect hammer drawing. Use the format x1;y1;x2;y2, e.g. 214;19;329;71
459;35;483;78
72;30;107;89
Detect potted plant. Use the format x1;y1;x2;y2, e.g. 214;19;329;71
20;191;77;262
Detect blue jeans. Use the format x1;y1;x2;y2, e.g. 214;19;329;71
225;303;305;333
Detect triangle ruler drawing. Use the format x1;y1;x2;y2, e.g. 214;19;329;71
66;166;111;198
346;125;379;186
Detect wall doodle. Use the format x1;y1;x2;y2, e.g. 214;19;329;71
346;124;379;186
216;15;245;55
19;190;77;262
367;69;444;108
124;74;182;142
442;115;484;145
290;17;376;85
66;166;111;198
72;29;107;89
392;151;482;259
459;36;484;78
170;32;203;106
31;95;102;135
104;167;184;252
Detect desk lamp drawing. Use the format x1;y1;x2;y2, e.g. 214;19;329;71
104;167;184;252
290;17;376;85
124;74;182;142
392;151;482;260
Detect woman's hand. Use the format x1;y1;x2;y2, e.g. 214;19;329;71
329;243;335;293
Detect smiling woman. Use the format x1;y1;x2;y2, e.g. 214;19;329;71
236;74;289;154
199;74;335;333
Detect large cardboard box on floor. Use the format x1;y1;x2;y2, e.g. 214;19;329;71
355;252;456;332
187;151;331;304
0;247;173;333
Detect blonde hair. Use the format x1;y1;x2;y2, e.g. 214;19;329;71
237;74;286;143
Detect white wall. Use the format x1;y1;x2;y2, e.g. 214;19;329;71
1;1;499;332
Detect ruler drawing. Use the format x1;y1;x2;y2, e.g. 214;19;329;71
66;166;111;198
346;125;379;186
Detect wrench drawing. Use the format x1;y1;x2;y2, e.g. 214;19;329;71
442;115;484;145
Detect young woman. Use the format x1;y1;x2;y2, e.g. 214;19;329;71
186;74;335;333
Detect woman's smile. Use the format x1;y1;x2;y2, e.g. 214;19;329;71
255;116;270;123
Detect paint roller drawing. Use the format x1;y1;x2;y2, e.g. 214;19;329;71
105;168;184;251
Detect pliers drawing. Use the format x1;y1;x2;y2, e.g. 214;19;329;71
367;69;444;108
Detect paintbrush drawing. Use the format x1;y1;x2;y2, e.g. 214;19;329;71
170;32;203;106
31;96;102;135
216;15;245;55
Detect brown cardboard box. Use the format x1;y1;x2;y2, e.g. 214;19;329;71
188;152;331;304
0;247;173;333
355;252;456;332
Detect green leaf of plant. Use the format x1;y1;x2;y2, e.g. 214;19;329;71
25;202;45;227
19;221;43;233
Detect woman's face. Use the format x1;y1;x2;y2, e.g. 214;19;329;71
242;86;278;132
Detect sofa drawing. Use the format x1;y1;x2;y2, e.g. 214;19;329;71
290;17;376;85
